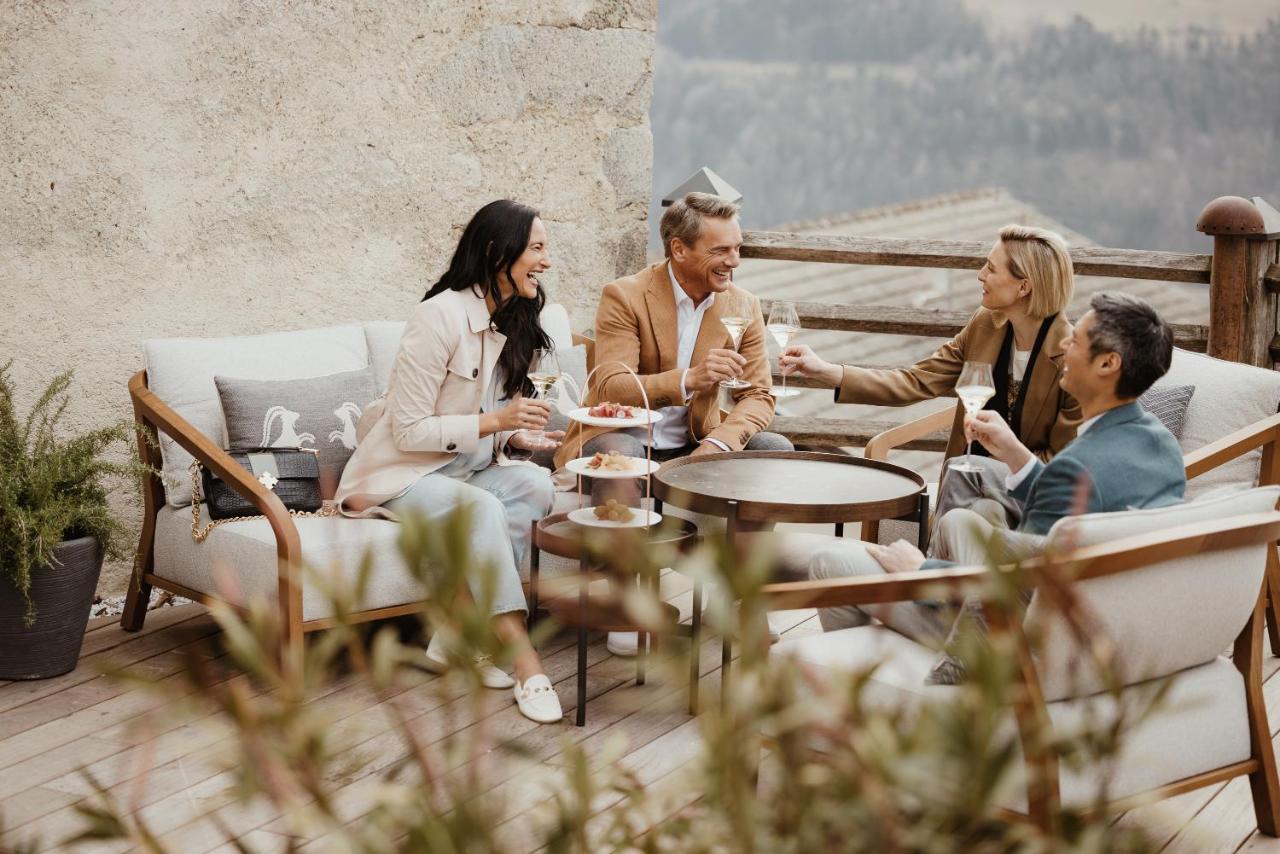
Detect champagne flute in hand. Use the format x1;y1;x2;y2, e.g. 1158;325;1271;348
524;347;560;449
719;291;752;390
766;301;801;398
950;361;996;473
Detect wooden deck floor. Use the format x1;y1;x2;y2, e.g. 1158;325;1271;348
4;573;1280;853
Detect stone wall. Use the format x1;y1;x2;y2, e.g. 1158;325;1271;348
0;0;656;596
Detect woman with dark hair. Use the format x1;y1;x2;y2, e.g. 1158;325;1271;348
336;199;563;724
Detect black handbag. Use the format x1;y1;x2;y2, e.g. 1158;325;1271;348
190;447;330;542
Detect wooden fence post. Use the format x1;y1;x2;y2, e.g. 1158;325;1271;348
1197;196;1280;367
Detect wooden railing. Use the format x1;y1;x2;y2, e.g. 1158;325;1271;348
756;196;1280;451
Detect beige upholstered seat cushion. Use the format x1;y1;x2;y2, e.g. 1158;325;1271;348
154;491;589;621
1031;485;1280;700
154;505;412;621
771;626;1250;810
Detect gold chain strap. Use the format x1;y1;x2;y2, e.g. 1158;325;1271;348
190;459;336;543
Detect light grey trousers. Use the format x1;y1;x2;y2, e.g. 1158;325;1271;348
386;464;554;617
808;500;1045;644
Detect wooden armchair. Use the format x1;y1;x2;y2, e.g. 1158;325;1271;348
863;348;1280;651
761;496;1280;834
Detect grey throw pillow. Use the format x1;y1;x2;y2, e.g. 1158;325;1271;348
215;366;379;499
1139;384;1195;439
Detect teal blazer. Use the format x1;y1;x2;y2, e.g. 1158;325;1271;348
922;402;1185;568
1011;401;1185;536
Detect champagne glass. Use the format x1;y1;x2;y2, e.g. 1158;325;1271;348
525;347;560;450
950;361;996;473
766;301;801;398
719;291;752;390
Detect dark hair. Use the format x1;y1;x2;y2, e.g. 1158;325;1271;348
1086;292;1173;398
423;200;552;399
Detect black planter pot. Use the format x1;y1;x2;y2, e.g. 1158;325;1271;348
0;536;103;680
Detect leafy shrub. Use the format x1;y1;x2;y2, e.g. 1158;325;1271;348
0;362;144;624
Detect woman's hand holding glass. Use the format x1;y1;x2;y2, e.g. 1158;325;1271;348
778;344;843;388
482;397;552;435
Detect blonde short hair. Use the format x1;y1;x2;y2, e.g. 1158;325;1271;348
997;224;1074;318
660;192;740;257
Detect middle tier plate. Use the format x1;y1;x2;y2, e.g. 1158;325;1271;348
565;455;662;479
567;407;664;428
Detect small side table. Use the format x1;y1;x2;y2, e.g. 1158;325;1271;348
530;512;699;726
654;450;928;713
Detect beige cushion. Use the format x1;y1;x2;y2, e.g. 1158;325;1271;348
1156;348;1280;498
1031;485;1279;700
771;626;1250;810
145;325;371;507
154;492;588;620
153;505;411;621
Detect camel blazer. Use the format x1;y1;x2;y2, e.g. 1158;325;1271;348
554;261;776;468
335;287;518;515
836;308;1081;462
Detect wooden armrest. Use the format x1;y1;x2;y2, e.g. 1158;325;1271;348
128;371;300;547
761;511;1280;611
1183;412;1280;481
864;405;954;461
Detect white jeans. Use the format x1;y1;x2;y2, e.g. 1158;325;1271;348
386;464;553;616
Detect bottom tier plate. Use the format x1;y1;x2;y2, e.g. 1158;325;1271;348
566;507;663;529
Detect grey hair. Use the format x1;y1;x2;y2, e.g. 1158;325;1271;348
1086;292;1173;398
660;192;740;257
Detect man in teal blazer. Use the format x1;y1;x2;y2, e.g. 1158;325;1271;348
810;292;1185;640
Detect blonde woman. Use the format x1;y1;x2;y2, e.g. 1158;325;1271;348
781;225;1081;526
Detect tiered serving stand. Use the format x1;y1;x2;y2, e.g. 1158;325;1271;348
528;365;698;726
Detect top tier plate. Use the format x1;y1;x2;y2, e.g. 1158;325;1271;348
567;407;664;428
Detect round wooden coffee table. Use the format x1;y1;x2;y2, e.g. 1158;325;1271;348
530;511;699;727
652;450;928;712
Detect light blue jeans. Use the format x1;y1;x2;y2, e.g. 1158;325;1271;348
386;464;554;617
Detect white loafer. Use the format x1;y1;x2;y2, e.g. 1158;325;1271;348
606;631;648;657
514;674;563;724
422;634;515;690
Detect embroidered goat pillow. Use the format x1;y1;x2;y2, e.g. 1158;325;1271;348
215;366;378;500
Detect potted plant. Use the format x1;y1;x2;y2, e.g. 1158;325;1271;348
0;362;144;679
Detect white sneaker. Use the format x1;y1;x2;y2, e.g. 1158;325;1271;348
606;631;649;657
514;674;563;723
422;633;515;690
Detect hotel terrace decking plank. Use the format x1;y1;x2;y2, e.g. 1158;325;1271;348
3;595;1278;851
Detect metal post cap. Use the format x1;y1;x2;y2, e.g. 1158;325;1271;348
1196;196;1266;237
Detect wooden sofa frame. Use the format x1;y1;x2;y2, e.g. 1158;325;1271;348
758;511;1280;836
121;335;599;674
862;406;1280;655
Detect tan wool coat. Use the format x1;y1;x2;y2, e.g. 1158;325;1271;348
555;261;776;468
836;308;1081;462
336;287;519;514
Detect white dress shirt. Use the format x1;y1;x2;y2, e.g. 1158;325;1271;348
633;264;729;451
1005;411;1103;491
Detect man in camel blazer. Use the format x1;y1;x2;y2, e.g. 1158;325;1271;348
554;193;789;470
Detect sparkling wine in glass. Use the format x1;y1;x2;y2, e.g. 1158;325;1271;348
525;348;560;450
719;292;752;390
766;301;801;398
950;361;996;473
